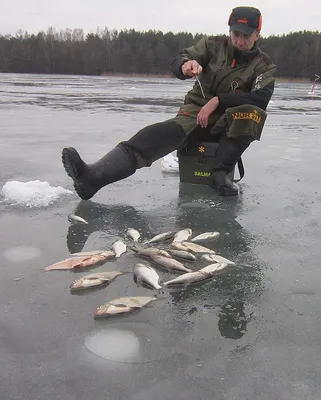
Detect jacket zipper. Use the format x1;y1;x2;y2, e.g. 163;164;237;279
211;64;247;95
212;56;263;95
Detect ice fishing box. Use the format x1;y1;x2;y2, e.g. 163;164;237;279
177;141;235;185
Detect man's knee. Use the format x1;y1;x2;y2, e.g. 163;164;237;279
120;120;187;167
211;104;267;142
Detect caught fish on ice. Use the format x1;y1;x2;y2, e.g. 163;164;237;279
126;228;141;242
150;254;192;273
143;231;176;245
131;245;172;258
172;228;193;243
112;240;127;258
133;263;162;289
44;250;116;271
70;271;123;291
94;296;158;318
167;249;197;261
68;214;89;224
191;232;220;242
177;241;216;254
163;262;229;288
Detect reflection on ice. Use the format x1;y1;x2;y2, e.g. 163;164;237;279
85;329;141;363
84;322;170;363
3;245;42;262
1;180;73;207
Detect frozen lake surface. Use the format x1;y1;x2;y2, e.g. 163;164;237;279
1;73;321;400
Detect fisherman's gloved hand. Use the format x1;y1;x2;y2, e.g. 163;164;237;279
211;104;267;140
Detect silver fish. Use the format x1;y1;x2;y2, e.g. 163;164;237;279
150;255;192;273
131;245;172;258
68;213;88;224
172;228;193;243
191;232;220;242
45;250;116;271
126;228;141;242
163;263;228;287
168;249;197;261
179;241;216;254
94;296;158;317
70;271;123;291
201;253;235;265
112;240;127;258
71;250;107;257
143;231;176;244
133;263;162;289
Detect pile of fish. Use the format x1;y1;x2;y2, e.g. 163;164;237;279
45;224;236;319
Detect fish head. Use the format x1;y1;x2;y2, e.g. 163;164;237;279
70;276;105;290
134;263;149;273
135;263;146;269
70;278;85;290
94;303;133;317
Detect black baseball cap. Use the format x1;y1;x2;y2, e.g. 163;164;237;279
228;6;262;35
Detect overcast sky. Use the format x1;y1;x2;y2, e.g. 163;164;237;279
2;0;321;38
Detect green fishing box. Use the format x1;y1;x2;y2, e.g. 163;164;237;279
177;141;235;185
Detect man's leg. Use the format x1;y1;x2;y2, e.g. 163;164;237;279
208;134;253;196
208;104;267;196
62;120;187;200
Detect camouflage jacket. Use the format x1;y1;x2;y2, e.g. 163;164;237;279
171;36;276;124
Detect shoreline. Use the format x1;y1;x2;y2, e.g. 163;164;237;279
101;72;312;84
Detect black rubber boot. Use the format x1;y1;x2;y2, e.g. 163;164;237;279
62;145;137;200
62;121;187;200
210;170;239;196
208;135;252;196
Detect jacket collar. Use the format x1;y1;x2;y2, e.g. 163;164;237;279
227;39;259;65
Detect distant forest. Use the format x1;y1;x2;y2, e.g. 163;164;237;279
0;27;320;79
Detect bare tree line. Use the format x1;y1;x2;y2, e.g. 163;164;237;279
0;27;320;79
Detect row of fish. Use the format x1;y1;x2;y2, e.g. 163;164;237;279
45;226;235;318
67;218;220;245
142;228;220;244
70;259;230;292
71;261;230;317
44;227;223;271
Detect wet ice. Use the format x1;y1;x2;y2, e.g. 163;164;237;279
3;245;42;262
